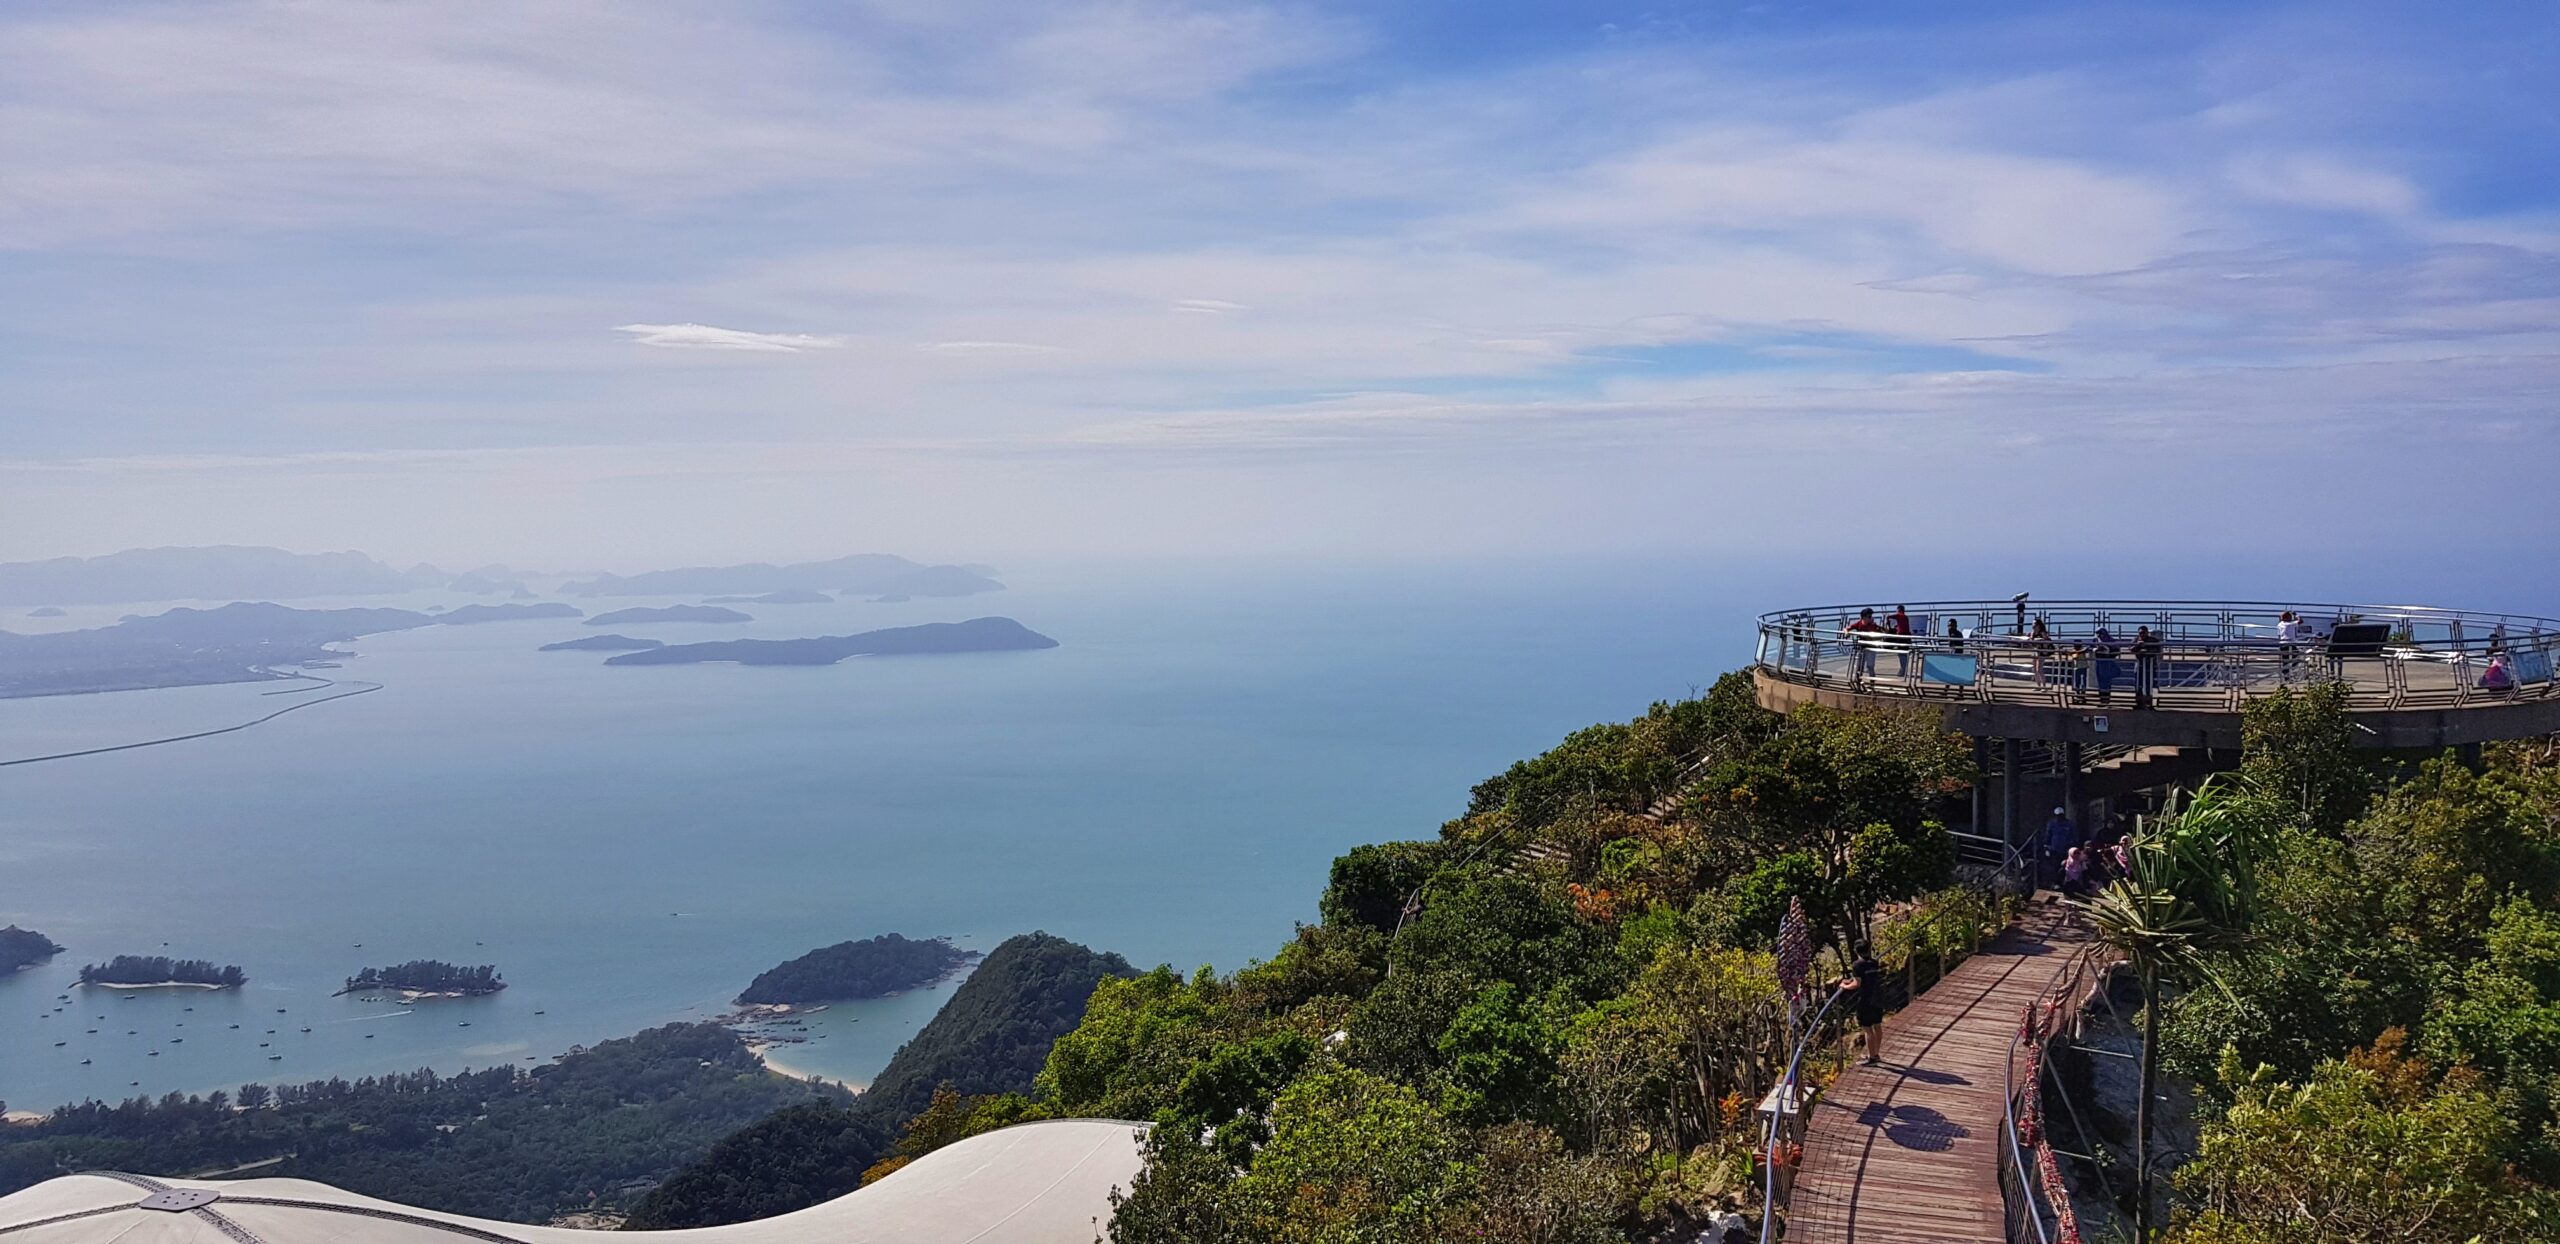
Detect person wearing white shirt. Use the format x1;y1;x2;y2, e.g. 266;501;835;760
2276;610;2304;680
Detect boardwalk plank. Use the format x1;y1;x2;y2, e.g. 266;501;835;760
1783;906;2090;1244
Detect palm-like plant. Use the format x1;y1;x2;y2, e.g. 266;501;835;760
2074;775;2267;1242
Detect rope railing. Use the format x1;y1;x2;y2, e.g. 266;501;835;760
2001;941;2115;1244
1757;599;2560;713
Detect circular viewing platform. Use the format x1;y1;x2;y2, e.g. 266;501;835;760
1754;599;2560;750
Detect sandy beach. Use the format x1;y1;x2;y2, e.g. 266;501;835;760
750;1043;865;1092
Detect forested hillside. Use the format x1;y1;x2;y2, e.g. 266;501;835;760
1037;673;1968;1242
0;925;61;974
735;933;969;1005
0;1023;839;1223
625;932;1135;1228
77;956;244;987
637;674;1970;1239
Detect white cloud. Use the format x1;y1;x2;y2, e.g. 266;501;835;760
614;323;842;352
1173;298;1249;314
2227;153;2423;217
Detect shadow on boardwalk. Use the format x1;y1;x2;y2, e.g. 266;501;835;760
1783;905;2092;1244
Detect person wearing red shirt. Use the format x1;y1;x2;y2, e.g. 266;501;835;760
1842;607;1884;684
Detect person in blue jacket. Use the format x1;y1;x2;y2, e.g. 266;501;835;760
2041;806;2080;885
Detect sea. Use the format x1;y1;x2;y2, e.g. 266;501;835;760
2;552;2544;1112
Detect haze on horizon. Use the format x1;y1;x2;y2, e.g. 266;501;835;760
3;0;2555;571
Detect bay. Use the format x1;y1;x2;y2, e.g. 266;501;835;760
0;556;1739;1111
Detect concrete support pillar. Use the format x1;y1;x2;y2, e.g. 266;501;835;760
1972;737;1990;836
2063;741;2082;827
2459;742;2486;773
2001;738;2023;862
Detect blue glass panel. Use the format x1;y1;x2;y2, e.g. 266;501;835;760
1921;653;1977;685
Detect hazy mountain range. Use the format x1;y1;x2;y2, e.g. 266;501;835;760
0;547;529;606
0;547;1004;608
560;555;1001;599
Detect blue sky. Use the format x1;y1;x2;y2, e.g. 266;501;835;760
2;0;2554;567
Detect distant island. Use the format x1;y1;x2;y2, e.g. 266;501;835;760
605;618;1057;667
585;605;753;626
705;590;831;605
0;600;587;698
435;602;580;625
1;925;63;973
340;960;505;997
737;934;976;1006
563;555;1001;600
77;955;246;989
25;606;64;618
539;634;664;652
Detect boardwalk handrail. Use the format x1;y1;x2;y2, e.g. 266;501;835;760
1757;599;2560;713
2000;939;2113;1244
1760;983;1848;1243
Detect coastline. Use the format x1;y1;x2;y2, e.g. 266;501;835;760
78;979;232;991
749;1042;865;1092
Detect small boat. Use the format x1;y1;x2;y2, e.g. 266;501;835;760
269;1055;282;1061
277;1008;287;1013
299;1027;311;1033
229;1024;239;1029
170;1038;182;1044
457;1021;471;1027
533;1010;545;1015
259;1043;269;1048
52;1040;65;1047
80;1058;90;1065
365;1033;375;1039
147;1051;158;1057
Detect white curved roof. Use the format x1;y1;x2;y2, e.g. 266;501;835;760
0;1118;1145;1243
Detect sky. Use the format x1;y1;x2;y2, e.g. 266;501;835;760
2;0;2555;570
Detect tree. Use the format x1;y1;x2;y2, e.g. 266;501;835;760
2169;1034;2556;1243
1224;1068;1477;1243
2239;682;2369;834
2077;774;2269;1242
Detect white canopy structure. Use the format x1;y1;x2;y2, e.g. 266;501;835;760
0;1119;1145;1244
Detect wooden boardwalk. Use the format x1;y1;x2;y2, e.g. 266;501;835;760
1784;905;2092;1244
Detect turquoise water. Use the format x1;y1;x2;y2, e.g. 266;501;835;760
0;558;1745;1111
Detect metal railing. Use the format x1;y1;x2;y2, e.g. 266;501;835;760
1760;984;1849;1243
2001;941;2115;1244
1758;599;2560;713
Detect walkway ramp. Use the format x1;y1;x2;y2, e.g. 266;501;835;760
1786;905;2090;1244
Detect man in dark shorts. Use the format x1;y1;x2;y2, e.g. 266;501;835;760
1842;949;1887;1064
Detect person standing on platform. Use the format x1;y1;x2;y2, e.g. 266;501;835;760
1946;617;1966;653
2133;626;2163;708
2276;610;2305;680
1841;948;1888;1065
1888;605;1915;675
1843;607;1884;686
